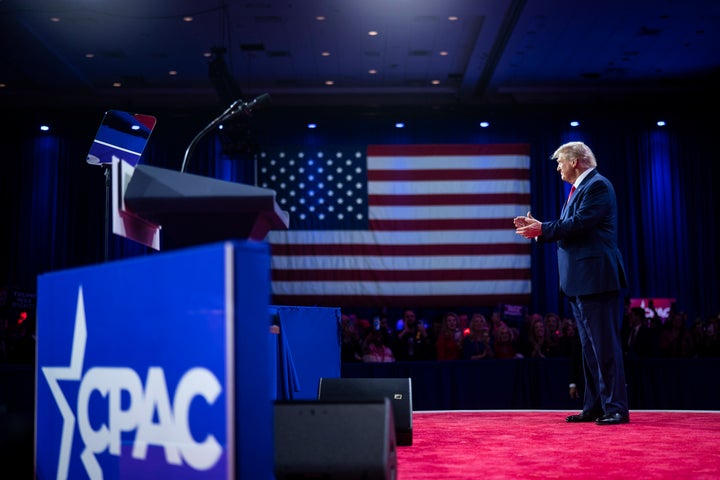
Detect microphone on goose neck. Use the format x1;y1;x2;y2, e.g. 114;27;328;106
220;93;272;122
180;93;272;173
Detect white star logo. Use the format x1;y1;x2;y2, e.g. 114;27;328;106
42;286;87;480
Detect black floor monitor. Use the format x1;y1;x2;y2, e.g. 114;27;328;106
317;377;413;446
274;399;397;480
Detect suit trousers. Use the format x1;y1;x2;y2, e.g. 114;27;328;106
569;290;629;415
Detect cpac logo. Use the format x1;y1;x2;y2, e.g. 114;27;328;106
637;299;671;320
42;287;224;479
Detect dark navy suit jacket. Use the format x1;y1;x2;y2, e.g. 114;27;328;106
539;169;627;297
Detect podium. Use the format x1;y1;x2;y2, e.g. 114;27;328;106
36;241;276;479
114;160;289;250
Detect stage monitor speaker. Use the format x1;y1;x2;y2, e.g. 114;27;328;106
274;399;397;480
317;377;413;446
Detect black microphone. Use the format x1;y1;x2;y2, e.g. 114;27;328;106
243;93;272;112
221;93;272;122
180;93;272;172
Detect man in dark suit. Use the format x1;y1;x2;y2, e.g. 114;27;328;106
514;141;630;425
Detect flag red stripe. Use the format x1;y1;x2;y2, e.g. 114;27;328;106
369;193;531;206
369;218;512;231
366;144;531;156
271;243;529;256
368;169;529;181
271;268;531;282
271;293;532;309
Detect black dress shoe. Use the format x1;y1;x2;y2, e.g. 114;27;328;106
595;412;630;425
566;411;602;423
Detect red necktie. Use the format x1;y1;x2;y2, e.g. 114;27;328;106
568;185;576;202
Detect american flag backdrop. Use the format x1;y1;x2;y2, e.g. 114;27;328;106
258;144;532;309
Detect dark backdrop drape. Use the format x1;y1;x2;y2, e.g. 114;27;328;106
1;104;717;322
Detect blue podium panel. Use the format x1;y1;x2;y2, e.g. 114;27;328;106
35;241;274;480
270;306;341;400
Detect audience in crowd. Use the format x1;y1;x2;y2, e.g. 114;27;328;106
375;312;396;348
435;311;463;361
457;312;470;337
694;315;720;357
392;309;433;361
543;312;563;356
462;313;494;360
425;315;444;358
624;307;658;358
701;315;720;357
623;306;644;358
490;310;520;344
0;313;36;364
556;317;579;358
361;328;396;363
333;304;720;366
493;322;521;359
628;307;662;358
488;310;504;337
519;314;552;359
658;311;693;358
339;313;364;363
688;317;706;358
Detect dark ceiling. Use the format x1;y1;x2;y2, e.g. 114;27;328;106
1;0;718;111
